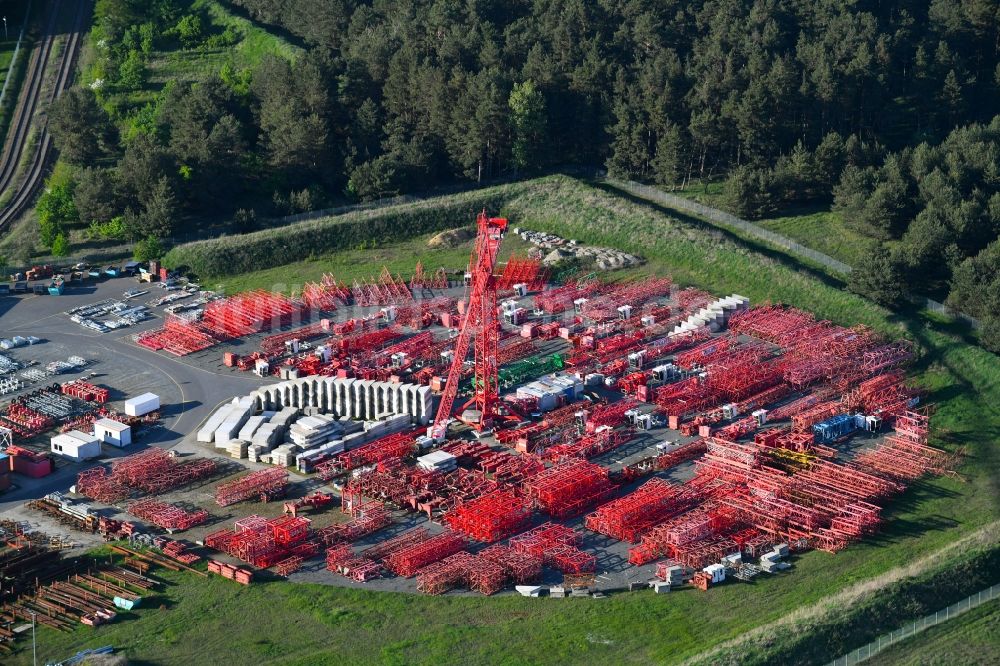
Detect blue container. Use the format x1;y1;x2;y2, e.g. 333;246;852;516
812;414;858;444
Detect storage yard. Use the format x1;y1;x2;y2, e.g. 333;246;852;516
0;211;955;620
0;211;965;659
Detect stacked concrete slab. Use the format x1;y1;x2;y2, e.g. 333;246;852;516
416;450;457;473
289;414;340;448
671;294;749;335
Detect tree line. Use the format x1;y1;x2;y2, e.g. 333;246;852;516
842;117;1000;351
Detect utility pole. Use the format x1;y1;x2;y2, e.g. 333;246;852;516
30;610;37;666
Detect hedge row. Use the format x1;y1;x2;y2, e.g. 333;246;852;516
163;183;528;277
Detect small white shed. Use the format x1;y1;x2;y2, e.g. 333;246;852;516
125;392;160;417
94;418;132;447
51;431;101;461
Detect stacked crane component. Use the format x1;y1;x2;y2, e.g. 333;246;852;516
443;489;532;542
579;277;672;322
409;262;451;291
325;545;383;581
135;315;218;356
533;280;599;314
205;515;315;568
585;478;699;542
509;522;596;573
432;212;509;436
656;439;709;470
337;326;403;354
728;305;817;343
259;322;326;355
315;503;391;545
415;551;508;595
351;267;413;307
315;431;417;479
370;331;433;367
383;529;467;577
201;291;301;338
584;399;639;431
524;459;615;519
852;411;947;482
841;371;911;416
1;402;55;437
478;543;543;583
675;337;736;371
301;273;351;310
498;256;547;291
75;449;217;503
127;499;208;531
791;400;841;432
627;502;738;566
496;337;536;365
543;427;635;462
215;468;288;506
60;380;109;403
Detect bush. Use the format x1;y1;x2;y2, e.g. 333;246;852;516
51;233;70;257
134;237;166;262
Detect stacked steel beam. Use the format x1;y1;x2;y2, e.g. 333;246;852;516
585;478;699;542
215;468;288;506
126;499;208;531
444;489;532;542
524;460;616;519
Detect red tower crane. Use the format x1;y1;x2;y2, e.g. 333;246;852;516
430;211;508;438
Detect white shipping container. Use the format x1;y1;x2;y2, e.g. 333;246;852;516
124;392;160;416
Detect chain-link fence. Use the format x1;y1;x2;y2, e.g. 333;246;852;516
604;177;854;274
826;583;1000;665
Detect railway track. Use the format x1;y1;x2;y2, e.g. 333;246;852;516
0;0;89;231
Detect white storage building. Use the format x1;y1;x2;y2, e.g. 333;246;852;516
51;431;101;461
94;418;132;447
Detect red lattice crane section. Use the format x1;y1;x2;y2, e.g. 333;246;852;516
432;211;508;436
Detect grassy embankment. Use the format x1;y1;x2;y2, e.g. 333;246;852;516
11;175;999;665
870;599;1000;666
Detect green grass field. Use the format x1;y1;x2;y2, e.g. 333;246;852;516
8;176;1000;664
212;231;536;295
757;207;876;268
869;599;1000;666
